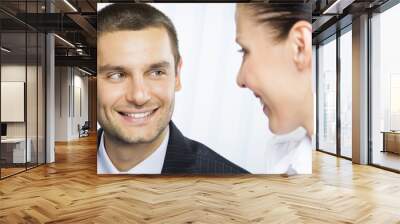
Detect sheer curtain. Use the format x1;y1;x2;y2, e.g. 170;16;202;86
151;4;273;172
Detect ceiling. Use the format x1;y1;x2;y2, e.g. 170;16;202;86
312;0;392;44
0;0;97;74
3;0;395;72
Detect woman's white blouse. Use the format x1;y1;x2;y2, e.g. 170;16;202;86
265;127;312;175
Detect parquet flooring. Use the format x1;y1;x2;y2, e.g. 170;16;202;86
0;134;400;223
373;151;400;171
1;167;26;178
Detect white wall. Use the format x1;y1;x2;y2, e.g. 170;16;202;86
55;66;68;141
54;67;89;141
1;65;32;138
72;73;89;138
1;64;46;163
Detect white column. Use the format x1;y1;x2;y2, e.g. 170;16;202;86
46;1;55;163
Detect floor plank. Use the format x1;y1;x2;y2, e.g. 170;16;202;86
0;134;399;223
373;150;400;171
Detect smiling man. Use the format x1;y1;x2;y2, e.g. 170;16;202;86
97;3;248;174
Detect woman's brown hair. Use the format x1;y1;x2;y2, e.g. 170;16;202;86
240;2;311;42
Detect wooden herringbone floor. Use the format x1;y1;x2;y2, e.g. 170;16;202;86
0;134;400;224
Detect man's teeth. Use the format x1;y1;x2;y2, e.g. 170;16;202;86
123;111;152;118
259;99;264;106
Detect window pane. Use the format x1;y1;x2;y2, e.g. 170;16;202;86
371;3;400;171
1;26;28;178
340;29;352;158
318;37;337;155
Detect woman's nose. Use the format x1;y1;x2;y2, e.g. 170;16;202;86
236;70;246;88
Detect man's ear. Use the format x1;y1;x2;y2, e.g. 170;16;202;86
288;21;312;72
175;58;183;92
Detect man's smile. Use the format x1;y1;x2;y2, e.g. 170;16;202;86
116;108;159;125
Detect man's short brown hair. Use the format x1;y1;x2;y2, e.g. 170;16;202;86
98;3;181;67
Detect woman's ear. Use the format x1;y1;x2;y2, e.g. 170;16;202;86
288;21;312;72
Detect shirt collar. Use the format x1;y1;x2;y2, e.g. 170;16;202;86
97;126;170;174
266;128;312;174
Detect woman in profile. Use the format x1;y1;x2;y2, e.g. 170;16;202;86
235;3;313;174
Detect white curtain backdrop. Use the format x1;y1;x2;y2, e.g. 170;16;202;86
97;3;286;173
151;3;274;173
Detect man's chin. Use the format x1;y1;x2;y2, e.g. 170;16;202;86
115;131;156;144
113;124;167;145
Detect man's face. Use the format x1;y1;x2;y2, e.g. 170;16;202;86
97;28;181;144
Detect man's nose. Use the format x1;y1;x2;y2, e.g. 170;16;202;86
125;76;151;106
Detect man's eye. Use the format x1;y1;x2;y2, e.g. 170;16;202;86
149;70;166;77
108;72;123;80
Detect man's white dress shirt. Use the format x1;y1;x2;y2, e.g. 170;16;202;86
97;128;170;174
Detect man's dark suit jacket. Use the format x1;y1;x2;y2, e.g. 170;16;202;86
97;121;249;174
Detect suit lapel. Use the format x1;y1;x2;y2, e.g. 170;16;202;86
161;121;197;174
97;128;103;151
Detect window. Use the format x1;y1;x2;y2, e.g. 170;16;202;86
370;3;400;171
339;28;352;158
318;37;337;155
0;1;46;179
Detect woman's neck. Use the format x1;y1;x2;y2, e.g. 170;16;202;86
303;90;314;138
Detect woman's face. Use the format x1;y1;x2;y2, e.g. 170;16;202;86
235;6;312;135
